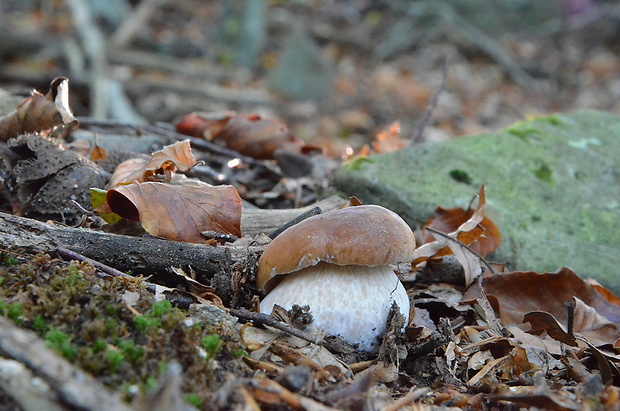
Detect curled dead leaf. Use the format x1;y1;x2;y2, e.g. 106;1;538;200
175;111;235;141
217;113;302;159
415;185;501;263
0;77;77;141
142;139;196;180
107;158;148;188
465;268;620;347
107;140;197;188
107;181;241;243
522;311;578;346
177;111;304;159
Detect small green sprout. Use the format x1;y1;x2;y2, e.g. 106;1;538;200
45;329;78;361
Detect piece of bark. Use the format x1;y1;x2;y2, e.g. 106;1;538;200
0;317;132;411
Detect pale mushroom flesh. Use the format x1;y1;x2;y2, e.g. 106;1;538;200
259;262;410;353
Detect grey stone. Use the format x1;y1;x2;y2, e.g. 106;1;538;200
333;110;620;292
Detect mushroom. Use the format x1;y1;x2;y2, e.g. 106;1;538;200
257;204;415;352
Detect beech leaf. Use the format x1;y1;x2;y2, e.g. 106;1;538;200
412;185;500;266
465;268;620;347
107;158;148;188
522;311;578;346
107;140;197;188
107;181;242;243
175;111;235;141
0;77;77;141
426;228;493;286
142;139;197;179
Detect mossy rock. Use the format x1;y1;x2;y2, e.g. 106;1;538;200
333;110;620;292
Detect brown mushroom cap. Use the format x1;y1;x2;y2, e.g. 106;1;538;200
257;204;416;291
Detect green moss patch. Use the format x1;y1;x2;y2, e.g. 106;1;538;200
0;251;250;408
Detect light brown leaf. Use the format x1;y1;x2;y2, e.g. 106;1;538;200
0;77;77;141
107;181;241;243
412;185;501;265
418;185;501;259
107;140;197;188
465;267;620;347
107;158;148;188
425;228;494;286
215;113;302;159
142;139;197;180
175;111;236;141
371;121;407;154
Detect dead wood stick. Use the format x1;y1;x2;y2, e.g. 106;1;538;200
0;211;233;290
267;206;321;239
0;317;132;411
229;308;324;347
57;247;158;294
410;57;447;145
0;197;345;299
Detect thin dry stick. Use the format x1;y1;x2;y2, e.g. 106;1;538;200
268;206;321;239
382;387;431;411
229;308;324;347
410;57;448;145
57;247;157;293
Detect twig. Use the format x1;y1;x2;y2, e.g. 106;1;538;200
109;0;162;49
382;387;431;411
229;308;324;347
56;247;158;294
0;317;132;411
65;0;108;118
267;206;321;239
409;56;447;145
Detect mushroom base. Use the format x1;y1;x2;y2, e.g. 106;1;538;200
259;262;410;352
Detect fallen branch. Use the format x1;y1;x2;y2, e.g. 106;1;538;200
0;197;345;303
0;316;132;411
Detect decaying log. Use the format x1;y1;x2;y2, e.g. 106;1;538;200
0;196;346;304
0;316;132;411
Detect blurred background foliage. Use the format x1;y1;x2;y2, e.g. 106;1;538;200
1;0;620;153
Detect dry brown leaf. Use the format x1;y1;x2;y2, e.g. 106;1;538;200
422;207;501;257
169;267;225;308
412;185;500;267
466;268;620;347
0;77;77;141
177;111;304;159
175;111;236;141
107;158;148;188
89;144;108;162
522;311;578;346
107;140;197;188
142;139;197;180
216;113;302;159
425;228;493;286
107;181;241;243
371;121;407;154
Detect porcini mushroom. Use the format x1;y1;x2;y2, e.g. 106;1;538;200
257;204;415;352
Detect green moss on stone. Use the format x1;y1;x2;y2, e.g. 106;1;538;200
333;110;620;292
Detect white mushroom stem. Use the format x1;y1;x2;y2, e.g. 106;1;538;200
259;262;410;352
